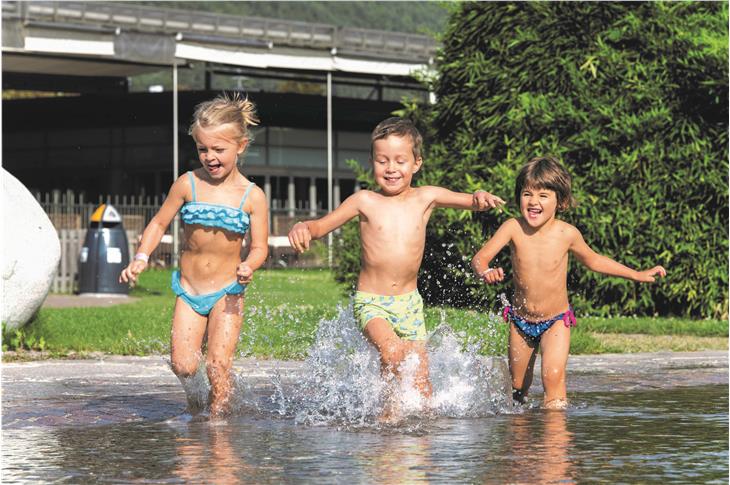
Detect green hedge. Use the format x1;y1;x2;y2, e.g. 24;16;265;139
335;2;728;319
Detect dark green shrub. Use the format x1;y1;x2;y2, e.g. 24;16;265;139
335;2;728;318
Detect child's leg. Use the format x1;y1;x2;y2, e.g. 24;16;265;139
170;297;208;378
538;322;571;409
364;317;407;374
205;293;245;416
404;340;433;398
508;323;538;403
363;318;431;398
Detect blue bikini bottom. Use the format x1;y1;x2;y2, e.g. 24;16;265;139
503;306;577;343
171;270;246;316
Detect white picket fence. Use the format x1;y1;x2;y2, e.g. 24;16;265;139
39;189;325;293
53;229;139;294
53;230;83;294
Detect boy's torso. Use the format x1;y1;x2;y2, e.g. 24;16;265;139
509;218;572;319
356;188;435;296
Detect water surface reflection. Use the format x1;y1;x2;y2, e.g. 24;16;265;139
3;386;726;483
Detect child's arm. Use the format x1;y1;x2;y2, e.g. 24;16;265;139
426;186;505;211
288;191;363;253
119;175;187;285
237;187;269;284
471;219;515;284
569;227;667;282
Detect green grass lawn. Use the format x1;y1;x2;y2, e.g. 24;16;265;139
4;269;727;359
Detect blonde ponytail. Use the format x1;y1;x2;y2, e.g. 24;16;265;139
236;96;259;128
188;92;259;145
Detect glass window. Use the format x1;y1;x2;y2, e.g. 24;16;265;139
383;87;429;103
337;131;370;150
270;147;326;168
269;127;326;148
249;127;266;145
338;149;370;170
244;145;266;166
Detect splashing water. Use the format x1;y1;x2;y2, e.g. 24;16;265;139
172;302;515;426
427;324;513;417
270;304;515;428
171;357;210;412
271;304;386;427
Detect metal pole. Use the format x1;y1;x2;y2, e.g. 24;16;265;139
326;72;333;267
172;62;180;267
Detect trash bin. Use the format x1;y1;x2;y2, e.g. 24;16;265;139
78;203;130;295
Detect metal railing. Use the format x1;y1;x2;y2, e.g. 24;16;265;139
3;1;437;61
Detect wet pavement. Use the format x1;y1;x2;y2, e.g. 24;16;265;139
2;351;726;429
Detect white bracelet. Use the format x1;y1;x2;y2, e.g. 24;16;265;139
134;252;149;263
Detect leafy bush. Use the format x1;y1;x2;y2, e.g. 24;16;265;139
335;2;728;318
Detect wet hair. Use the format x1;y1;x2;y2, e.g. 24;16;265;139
515;156;576;211
188;92;259;146
370;117;423;161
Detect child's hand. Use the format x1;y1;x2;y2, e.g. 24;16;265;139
288;222;312;253
237;262;254;285
479;267;505;284
119;260;147;287
635;265;667;283
473;191;506;211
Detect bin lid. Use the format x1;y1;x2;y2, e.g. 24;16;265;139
90;204;122;223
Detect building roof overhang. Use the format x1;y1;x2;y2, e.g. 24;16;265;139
2;1;436;89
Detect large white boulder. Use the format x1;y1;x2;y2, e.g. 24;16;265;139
2;169;61;329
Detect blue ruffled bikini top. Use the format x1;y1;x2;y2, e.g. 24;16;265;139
180;171;254;235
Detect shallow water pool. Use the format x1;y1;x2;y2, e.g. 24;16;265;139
3;311;727;483
3;374;727;484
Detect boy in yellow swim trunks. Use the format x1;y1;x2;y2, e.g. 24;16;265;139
353;290;428;341
288;117;504;406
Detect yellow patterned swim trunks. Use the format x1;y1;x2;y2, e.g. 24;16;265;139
352;289;427;341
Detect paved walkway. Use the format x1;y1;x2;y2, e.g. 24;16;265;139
42;293;139;308
4;351;726;388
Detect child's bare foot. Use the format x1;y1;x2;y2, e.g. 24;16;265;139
377;408;402;425
543;398;568;410
209;395;233;418
378;389;402;424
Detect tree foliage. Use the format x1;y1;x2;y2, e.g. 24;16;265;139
335;2;729;319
